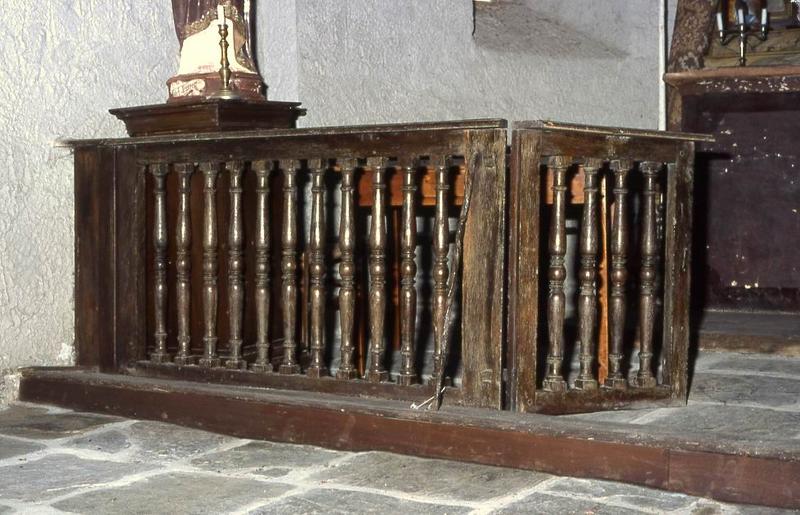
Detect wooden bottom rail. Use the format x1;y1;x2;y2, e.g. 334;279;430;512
18;367;800;510
532;387;675;415
127;361;447;404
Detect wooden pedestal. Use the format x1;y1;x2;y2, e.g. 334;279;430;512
110;98;306;137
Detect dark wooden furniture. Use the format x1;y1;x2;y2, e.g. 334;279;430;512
666;67;800;314
25;119;798;510
110;98;306;137
509;121;713;413
67;120;507;409
668;0;800;316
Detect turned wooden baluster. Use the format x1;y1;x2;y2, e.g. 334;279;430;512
251;160;273;372
366;157;389;382
336;158;359;380
431;157;451;384
199;162;221;368
279;159;301;374
574;158;603;391
605;159;631;389
174;163;195;365
226;161;246;369
149;163;171;363
397;160;418;386
543;155;571;392
307;159;328;378
634;161;662;388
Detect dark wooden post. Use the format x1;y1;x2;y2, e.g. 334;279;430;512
149;163;171;363
199;162;221;368
173;163;195;365
460;128;507;409
251;160;273;373
542;155;571;393
634;161;662;388
336;158;359;380
574;159;602;390
366;157;389;382
661;143;694;401
605;159;631;389
226;161;247;369
508;129;543;412
397;160;418;386
430;157;450;384
307;159;328;378
279;159;301;374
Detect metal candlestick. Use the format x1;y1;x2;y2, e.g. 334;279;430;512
717;6;768;67
209;15;241;100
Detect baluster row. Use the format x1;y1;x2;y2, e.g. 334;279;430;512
542;157;668;393
146;159;456;385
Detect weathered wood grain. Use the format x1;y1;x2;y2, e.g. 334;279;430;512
459;129;506;409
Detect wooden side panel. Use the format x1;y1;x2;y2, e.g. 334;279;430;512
662;142;694;401
460;129;507;409
74;147;116;370
508;130;542;412
115;149;147;367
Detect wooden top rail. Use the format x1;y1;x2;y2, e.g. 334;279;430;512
514;120;714;142
63;119;508;148
514;120;713;164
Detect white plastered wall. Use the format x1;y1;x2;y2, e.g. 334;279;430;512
0;2;178;402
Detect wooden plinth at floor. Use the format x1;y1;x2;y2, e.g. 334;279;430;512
110;98;306;137
18;367;800;510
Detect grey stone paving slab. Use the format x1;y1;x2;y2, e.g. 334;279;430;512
309;452;549;502
689;499;796;515
192;440;343;475
543;477;695;512
703;354;800;377
252;488;470;514
0;405;118;440
493;492;645;514
0;453;151;502
69;429;132;454
689;374;800;409
637;404;800;441
253;467;293;478
110;421;239;463
53;472;287;515
735;503;799;514
0;435;45;460
563;408;660;425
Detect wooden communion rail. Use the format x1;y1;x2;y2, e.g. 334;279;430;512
21;119;798;509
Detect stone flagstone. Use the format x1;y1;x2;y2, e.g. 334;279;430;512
0;454;152;502
309;452;550;503
52;472;288;515
252;488;471;514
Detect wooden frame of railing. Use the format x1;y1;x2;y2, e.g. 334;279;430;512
72;120;507;410
23;118;800;510
508;121;714;414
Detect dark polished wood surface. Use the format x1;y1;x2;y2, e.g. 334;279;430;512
110;98;306;137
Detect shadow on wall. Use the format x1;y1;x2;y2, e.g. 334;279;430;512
473;2;628;58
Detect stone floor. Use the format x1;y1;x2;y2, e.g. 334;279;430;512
0;350;798;514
